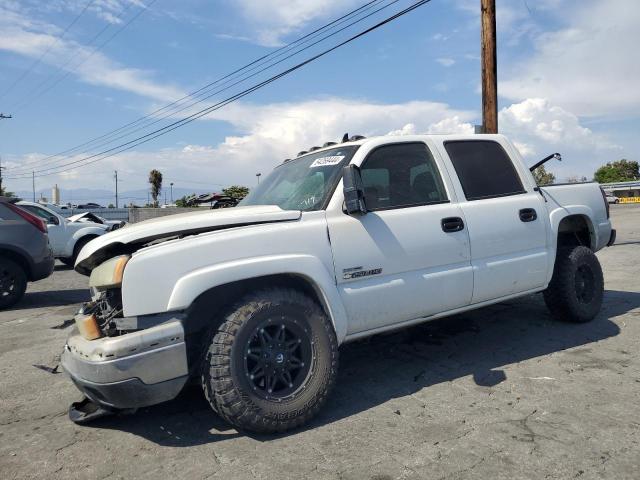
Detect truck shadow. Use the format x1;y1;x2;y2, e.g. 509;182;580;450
89;289;636;446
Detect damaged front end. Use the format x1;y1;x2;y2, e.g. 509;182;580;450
61;253;189;422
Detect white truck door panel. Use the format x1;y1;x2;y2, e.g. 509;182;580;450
440;139;549;303
327;141;472;334
459;194;548;302
328;205;472;333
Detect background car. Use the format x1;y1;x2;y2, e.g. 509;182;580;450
605;194;620;204
0;197;54;309
17;201;112;266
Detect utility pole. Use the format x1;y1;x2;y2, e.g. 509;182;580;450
170;182;174;203
114;170;119;208
480;0;498;133
0;155;4;196
32;171;36;202
256;173;262;185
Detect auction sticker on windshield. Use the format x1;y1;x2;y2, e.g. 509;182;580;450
310;155;345;168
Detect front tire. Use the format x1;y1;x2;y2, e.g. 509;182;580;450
0;258;28;309
543;246;604;323
202;288;338;433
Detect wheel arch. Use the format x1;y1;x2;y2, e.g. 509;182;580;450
0;246;33;280
72;232;101;255
180;271;346;377
551;210;597;252
170;255;349;344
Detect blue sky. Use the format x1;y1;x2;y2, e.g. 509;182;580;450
0;0;637;202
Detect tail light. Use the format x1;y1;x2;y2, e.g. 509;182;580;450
6;203;48;233
599;187;610;219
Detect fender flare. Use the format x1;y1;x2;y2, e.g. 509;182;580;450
548;205;597;250
166;254;350;344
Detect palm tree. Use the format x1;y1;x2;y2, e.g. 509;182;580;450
148;169;163;207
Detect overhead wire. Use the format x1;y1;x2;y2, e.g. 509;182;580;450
7;0;388;174
6;0;432;180
10;0;399;175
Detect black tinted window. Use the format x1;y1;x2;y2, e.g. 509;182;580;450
360;143;447;210
445;141;525;200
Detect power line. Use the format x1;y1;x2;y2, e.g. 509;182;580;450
6;0;432;180
8;0;430;179
8;0;389;174
0;0;97;101
10;0;398;175
10;0;155;113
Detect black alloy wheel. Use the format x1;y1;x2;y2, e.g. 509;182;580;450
574;264;595;304
243;318;312;400
0;258;27;309
202;288;338;433
543;246;603;323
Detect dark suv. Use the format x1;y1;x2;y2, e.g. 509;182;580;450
0;197;55;308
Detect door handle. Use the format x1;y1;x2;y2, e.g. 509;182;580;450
519;208;537;222
441;217;464;233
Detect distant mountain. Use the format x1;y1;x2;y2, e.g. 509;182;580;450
12;187;213;207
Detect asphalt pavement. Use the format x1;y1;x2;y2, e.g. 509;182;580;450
0;205;638;480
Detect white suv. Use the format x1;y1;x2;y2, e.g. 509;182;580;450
17;202;111;266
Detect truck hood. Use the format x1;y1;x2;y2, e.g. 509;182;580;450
75;205;301;274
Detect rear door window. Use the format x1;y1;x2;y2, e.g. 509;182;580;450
444;140;525;201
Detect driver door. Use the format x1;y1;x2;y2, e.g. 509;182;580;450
326;142;473;335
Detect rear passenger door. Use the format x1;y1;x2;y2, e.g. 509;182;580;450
441;140;548;303
327;141;473;334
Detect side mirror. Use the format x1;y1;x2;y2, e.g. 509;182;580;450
342;165;367;215
48;215;60;225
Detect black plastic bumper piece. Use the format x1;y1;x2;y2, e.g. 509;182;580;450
69;373;188;411
69;397;116;424
607;229;616;246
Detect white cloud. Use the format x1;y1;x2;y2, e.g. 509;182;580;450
0;1;183;102
499;98;621;177
436;57;455;67
4;98;475;192
232;0;362;46
500;0;640;117
4;97;621;192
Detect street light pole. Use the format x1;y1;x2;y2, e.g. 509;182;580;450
256;173;262;185
0;113;12;195
170;182;174;203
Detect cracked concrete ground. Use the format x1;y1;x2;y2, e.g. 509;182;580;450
1;205;639;480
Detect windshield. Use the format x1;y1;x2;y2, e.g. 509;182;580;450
240;146;358;211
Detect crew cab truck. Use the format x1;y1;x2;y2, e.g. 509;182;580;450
61;134;615;433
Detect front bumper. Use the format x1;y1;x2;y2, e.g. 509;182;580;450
61;318;189;410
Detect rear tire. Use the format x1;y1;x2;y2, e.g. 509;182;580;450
0;258;28;309
202;288;338;433
543;246;603;323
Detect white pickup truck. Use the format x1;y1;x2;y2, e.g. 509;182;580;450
61;134;615;433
